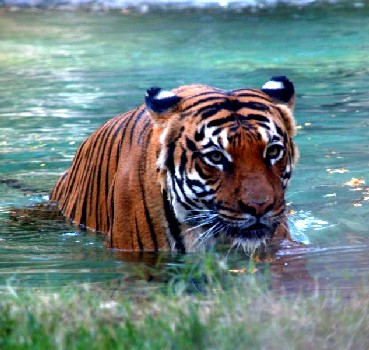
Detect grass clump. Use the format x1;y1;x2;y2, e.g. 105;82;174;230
1;256;369;350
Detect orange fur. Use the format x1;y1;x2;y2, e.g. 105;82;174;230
51;82;298;252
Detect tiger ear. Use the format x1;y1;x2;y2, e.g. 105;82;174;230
261;76;295;111
145;87;181;124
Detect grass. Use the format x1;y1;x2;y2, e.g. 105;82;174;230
1;256;369;350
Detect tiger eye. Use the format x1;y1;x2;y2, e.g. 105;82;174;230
207;151;225;164
266;144;284;160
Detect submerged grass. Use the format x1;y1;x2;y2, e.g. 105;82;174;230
1;255;369;350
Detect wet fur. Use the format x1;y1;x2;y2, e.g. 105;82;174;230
51;82;298;252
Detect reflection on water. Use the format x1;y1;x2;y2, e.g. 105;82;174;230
270;245;369;294
1;6;369;293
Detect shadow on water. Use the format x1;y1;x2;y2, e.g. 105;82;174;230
111;244;369;296
269;245;369;295
2;202;369;296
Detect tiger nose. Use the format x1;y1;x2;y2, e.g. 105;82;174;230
238;200;274;217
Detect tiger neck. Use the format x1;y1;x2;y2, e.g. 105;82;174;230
161;189;186;253
161;188;212;253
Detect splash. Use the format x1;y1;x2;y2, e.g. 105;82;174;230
288;210;334;245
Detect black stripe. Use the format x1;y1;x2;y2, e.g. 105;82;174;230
140;185;159;251
185;96;224;111
195;163;212;180
104;117;129;209
186;178;206;189
137;120;151;145
207;115;236;128
79;187;88;228
109;182;115;243
61;140;87;203
137;129;159;251
115;118;130;166
233;101;270;111
119;110;136;151
135;217;144;251
186;179;214;198
166;142;176;174
232;89;272;100
239;113;270;124
162;190;185;253
92;120;118;228
68;127;103;212
173;177;200;209
129;108;146;148
212;128;223;136
165;127;184;173
69;202;76;222
66;141;94;218
195;191;214;199
185;137;197;152
198;107;222;120
216;202;241;215
179;148;187;175
183;91;223;102
195;125;205;141
81;145;101;228
188;184;214;198
275;124;284;137
201;138;217;150
194;100;228;115
196;102;231;119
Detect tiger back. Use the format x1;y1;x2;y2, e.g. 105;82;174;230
51;76;298;252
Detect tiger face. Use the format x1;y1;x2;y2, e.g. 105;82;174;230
147;77;298;251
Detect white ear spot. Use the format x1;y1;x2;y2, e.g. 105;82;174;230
155;90;177;100
262;81;284;90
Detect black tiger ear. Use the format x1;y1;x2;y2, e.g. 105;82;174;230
145;87;181;123
261;76;295;110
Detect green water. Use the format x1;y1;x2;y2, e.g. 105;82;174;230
1;7;369;292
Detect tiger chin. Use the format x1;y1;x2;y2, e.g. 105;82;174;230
50;76;298;254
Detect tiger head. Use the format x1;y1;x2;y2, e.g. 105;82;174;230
146;77;298;251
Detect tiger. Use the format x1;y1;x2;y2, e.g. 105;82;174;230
50;76;298;253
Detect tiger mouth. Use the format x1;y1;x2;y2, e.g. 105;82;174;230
194;219;277;244
221;222;276;241
183;213;279;248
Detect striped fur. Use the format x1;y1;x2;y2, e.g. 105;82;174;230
51;78;298;252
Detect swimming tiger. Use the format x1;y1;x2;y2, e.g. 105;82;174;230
50;76;298;253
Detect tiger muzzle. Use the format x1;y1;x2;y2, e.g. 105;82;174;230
238;199;274;217
215;198;280;241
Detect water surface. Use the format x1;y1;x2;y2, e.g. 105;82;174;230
1;6;369;292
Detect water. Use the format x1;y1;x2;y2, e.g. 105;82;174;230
1;0;362;11
1;5;369;293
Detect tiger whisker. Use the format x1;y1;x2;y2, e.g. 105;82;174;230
183;217;218;233
195;221;224;247
193;223;216;246
186;208;216;214
190;208;215;212
227;240;241;257
193;223;218;246
181;213;217;223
